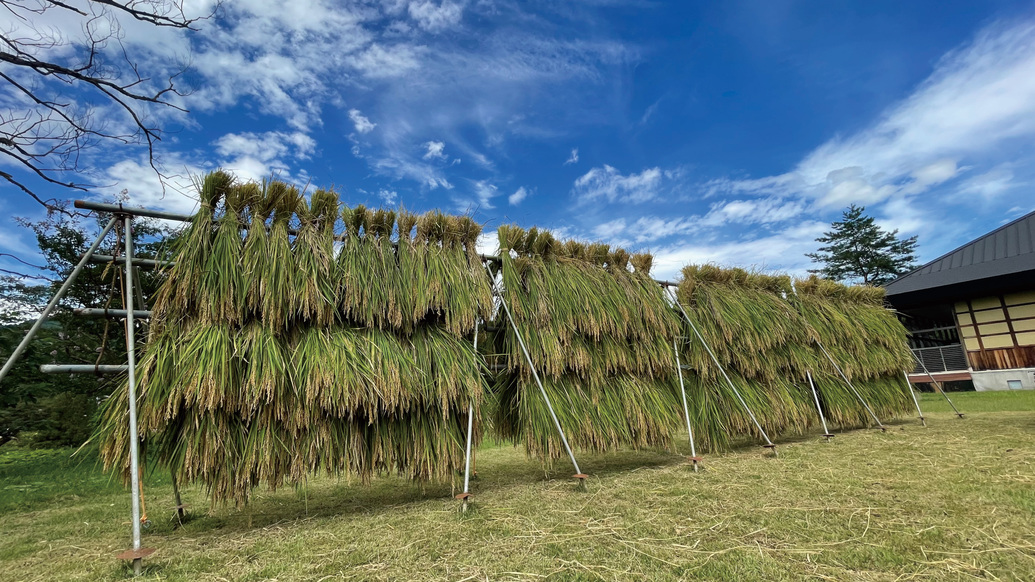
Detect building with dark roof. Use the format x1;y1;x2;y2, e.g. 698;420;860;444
885;209;1035;391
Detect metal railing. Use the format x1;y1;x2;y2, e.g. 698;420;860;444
912;344;968;373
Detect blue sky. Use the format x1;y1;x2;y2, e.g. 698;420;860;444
3;0;1035;280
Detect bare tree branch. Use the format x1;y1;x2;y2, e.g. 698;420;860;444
0;1;216;211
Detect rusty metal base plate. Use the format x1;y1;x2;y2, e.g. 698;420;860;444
116;547;155;561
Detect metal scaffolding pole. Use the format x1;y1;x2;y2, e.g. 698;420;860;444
903;371;927;426
667;289;777;454
814;340;887;431
458;320;479;511
486;262;587;484
806;371;835;440
672;337;701;470
909;351;964;418
123;216;147;575
0;216;118;384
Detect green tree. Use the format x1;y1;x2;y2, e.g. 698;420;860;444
0;205;173;446
806;204;919;286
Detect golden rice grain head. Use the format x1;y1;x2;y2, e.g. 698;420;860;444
272;183;300;223
199;170;235;210
695;263;726;283
237;182;265;220
531;229;555;257
609;248;630;271
352;205;368;237
562;240;588;261
397;210;418;241
680;264;702;282
461;216;482;248
523;227;540;256
443;214;464;247
588;243;610;265
341;205;357;237
630;253;653;275
311;189;340;228
496;224;524;252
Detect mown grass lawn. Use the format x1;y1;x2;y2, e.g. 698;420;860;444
1;390;1033;581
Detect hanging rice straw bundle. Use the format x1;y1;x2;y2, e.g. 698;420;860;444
674;265;818;449
293;189;340;327
491;223;683;460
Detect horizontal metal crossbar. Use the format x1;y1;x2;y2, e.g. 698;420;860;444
87;254;172;268
41;364;129;374
74;308;152;319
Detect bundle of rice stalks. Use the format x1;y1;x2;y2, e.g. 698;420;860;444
491;224;683;461
97;173;490;507
674;265;818;450
791;275;913;426
293;189;339;327
149;171;234;332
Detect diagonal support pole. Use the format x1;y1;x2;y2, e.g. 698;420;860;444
672;337;701;471
814;340;887;432
902;371;927;426
667;289;777;455
485;262;586;484
909;351;963;418
0;216;118;384
806;370;835;440
458;320;479;511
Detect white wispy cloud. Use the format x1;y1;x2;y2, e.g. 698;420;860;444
712;18;1035;209
508;186;529;205
407;1;465;32
377;188;399;205
348;109;377;134
423;140;447;160
564;148;579;165
572;165;663;203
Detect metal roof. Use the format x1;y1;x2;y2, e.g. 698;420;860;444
885;208;1035;299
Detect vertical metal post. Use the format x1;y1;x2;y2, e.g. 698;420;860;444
814;340;886;431
668;289;777;454
903;371;926;426
459;320;479;511
672;338;700;471
0;217;118;384
806;371;834;440
486;263;586;482
124;216;144;576
910;351;964;418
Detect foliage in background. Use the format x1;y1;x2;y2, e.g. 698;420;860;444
806;204;919;286
0;204;172;446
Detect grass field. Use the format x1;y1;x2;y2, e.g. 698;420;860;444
1;391;1033;581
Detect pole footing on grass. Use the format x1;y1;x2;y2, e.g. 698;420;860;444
116;548;155;560
918;416;926;427
822;433;835;440
687;456;703;471
573;473;588;480
878;426;888;433
455;492;472;500
956;412;965;419
762;444;778;457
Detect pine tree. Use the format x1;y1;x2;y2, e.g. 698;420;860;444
806;204;918;286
